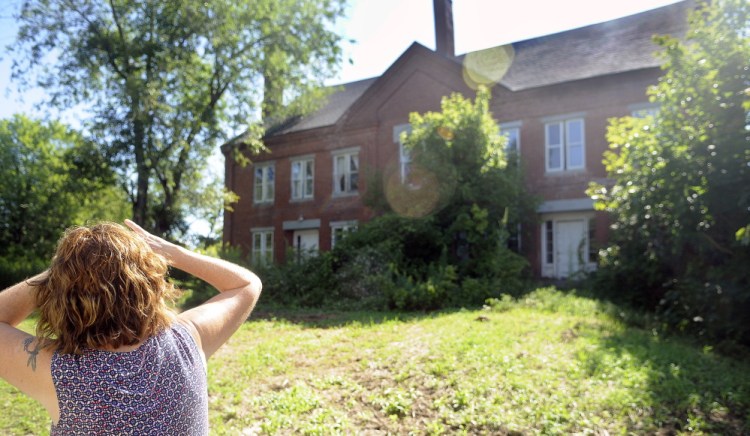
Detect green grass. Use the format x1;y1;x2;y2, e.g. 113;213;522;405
2;288;749;435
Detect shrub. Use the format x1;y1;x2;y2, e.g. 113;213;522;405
252;250;339;308
655;279;750;348
385;264;458;311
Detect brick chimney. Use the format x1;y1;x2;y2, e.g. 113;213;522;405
433;0;455;57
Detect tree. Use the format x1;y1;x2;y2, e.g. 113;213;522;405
400;87;533;278
588;0;750;343
0;115;129;284
11;0;346;235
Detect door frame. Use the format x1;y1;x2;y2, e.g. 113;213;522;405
540;211;596;278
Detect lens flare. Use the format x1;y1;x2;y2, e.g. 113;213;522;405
383;161;458;219
385;165;443;218
462;45;515;90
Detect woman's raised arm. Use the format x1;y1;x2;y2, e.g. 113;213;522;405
124;220;262;358
0;271;46;327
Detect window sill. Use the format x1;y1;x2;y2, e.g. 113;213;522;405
332;191;359;199
544;168;586;176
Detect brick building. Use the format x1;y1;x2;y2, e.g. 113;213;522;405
223;0;690;278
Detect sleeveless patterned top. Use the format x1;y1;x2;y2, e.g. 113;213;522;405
50;323;209;435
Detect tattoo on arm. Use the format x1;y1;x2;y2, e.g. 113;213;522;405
23;337;41;371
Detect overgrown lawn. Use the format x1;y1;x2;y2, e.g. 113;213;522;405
2;288;749;434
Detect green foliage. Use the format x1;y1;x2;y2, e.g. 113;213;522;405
587;0;750;345
256;252;339;308
386;264;458;311
402;87;534;278
0;115;128;286
11;0;346;236
334;213;445;280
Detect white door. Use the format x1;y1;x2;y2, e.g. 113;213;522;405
555;220;585;278
293;229;319;257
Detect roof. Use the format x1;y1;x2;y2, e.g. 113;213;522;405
271;77;377;135
496;0;690;90
250;0;691;141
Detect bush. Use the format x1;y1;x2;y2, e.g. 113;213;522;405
254;251;339;307
385;264;458;311
331;245;395;309
655;279;750;348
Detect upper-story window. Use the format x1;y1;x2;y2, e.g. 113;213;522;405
544;115;584;172
393;124;413;183
291;156;314;201
253;163;275;203
499;121;521;158
332;147;359;196
630;102;661;119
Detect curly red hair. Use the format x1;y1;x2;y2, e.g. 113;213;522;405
33;222;179;354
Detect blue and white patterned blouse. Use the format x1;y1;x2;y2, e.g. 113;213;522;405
50;323;208;435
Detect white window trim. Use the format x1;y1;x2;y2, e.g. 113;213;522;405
393;123;413;183
565;119;585;171
331;147;360;197
543;115;585;173
330;220;358;248
250;227;274;266
253;162;275;204
499;121;522;156
290;156;315;201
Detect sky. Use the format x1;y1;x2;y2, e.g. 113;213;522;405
0;0;683;121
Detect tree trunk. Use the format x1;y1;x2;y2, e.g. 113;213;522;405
132;116;149;228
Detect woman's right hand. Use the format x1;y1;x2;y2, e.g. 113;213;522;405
124;219;179;263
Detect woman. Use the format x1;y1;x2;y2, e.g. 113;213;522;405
0;220;262;434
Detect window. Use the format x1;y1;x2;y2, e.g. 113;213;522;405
291;157;314;200
251;229;273;266
545;117;584;172
499;121;521;155
545;220;554;264
331;221;358;248
253;163;275;203
393;124;413;183
507;223;521;253
588;217;598;263
630;103;660;119
333;148;359;195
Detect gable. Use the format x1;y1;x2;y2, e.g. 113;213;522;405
341;43;471;128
